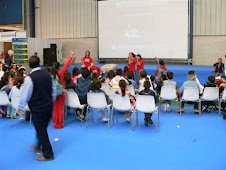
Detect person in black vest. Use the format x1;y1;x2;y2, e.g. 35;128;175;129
17;55;56;161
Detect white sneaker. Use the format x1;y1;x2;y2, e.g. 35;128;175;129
126;117;130;122
102;117;109;122
163;103;167;112
166;104;171;112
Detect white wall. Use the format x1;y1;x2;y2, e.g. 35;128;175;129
35;0;98;38
194;0;226;35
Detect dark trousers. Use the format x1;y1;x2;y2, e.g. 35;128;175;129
76;96;88;116
181;101;199;110
32;112;54;159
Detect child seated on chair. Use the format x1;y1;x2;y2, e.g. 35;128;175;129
213;58;224;76
115;79;136;122
202;76;217;112
66;68;91;122
72;67;80;83
139;79;158;127
109;68;128;88
177;71;200;114
0;74;11;117
105;70;115;85
139;70;153;92
127;71;137;89
162;72;177;112
90;79;110;122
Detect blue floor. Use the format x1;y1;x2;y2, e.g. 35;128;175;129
1;106;226;170
68;64;214;87
1;64;225;170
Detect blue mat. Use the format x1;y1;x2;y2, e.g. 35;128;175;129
1;106;226;170
68;64;214;87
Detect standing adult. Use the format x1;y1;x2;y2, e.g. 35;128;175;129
17;55;56;161
127;52;136;79
80;50;93;69
136;54;144;79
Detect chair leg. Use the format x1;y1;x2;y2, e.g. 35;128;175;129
64;106;67;122
199;100;201;117
107;108;110;131
156;111;159;133
116;110;118;124
10;107;13;128
111;108;114;128
218;100;221;116
132;111;135;131
29;113;32;130
92;109;95;123
86;106;89;128
180;101;182;116
136;112;138;126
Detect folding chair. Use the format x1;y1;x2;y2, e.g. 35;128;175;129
127;84;136;96
111;94;134;130
134;95;159;132
180;87;201;116
201;87;220;116
10;94;32;128
159;86;178;112
109;87;120;101
64;91;85;125
0;91;10;117
86;92;111;130
101;83;111;97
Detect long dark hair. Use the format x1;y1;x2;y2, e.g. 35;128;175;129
64;71;72;89
85;50;90;57
51;62;61;79
107;70;115;80
14;76;24;89
72;67;80;77
0;75;9;89
91;79;101;91
137;54;142;59
119;79;127;97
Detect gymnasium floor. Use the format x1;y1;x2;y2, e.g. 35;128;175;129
1;65;226;170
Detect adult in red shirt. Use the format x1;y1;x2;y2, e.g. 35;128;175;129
80;50;93;69
91;63;102;77
136;54;144;79
127;52;136;79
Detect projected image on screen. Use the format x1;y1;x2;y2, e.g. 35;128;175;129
98;0;188;59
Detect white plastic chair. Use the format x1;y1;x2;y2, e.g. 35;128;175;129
159;86;178;112
101;83;111;97
127;84;135;96
135;95;159;132
180;87;201;116
0;91;10;106
111;94;133;130
201;87;220;116
86;92;111;130
64;91;85;124
109;87;120;101
10;94;32;128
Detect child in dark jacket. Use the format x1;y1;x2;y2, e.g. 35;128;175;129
139;79;158;127
202;76;217;112
68;68;91;122
90;79;110;122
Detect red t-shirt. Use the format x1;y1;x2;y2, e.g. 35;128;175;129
91;66;101;77
128;58;136;71
82;57;93;68
137;59;144;70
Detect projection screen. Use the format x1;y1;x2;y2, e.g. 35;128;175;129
98;0;189;59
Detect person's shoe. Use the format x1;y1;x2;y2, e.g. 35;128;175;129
163;104;167;112
36;156;54;161
144;118;148;127
30;145;42;154
148;118;153;124
223;114;226;120
166;104;171;112
102;117;109;122
177;109;184;113
194;109;200;114
126;117;130;122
